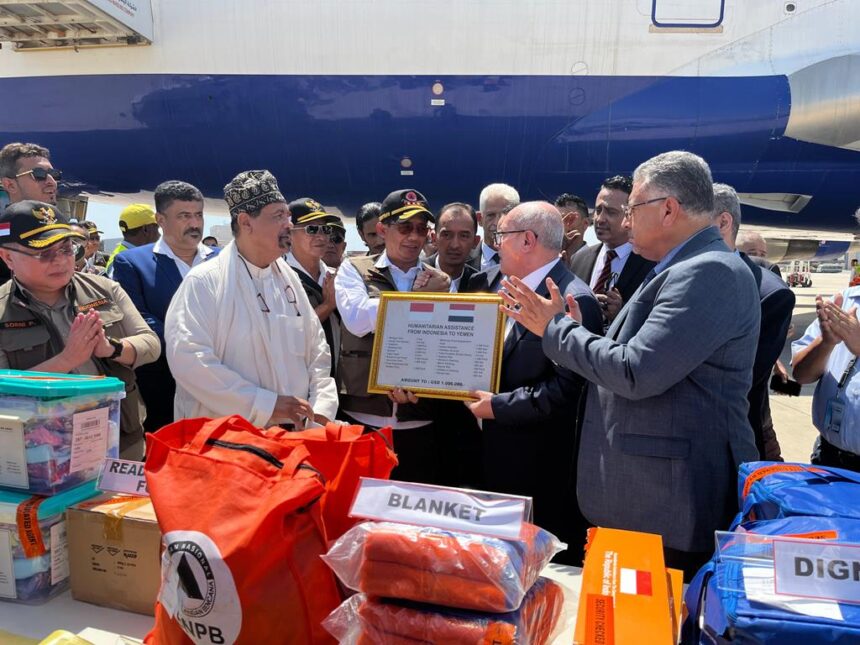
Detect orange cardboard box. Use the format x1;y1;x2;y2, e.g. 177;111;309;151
574;527;683;645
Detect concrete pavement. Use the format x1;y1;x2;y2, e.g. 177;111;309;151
772;269;851;462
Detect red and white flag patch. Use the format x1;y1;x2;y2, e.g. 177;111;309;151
0;223;10;237
619;567;652;596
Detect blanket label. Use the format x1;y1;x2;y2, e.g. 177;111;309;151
350;478;528;539
98;458;149;496
774;538;860;603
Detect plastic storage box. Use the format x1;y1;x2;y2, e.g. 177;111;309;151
0;480;100;604
0;370;124;495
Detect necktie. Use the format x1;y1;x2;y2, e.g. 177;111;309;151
593;248;617;294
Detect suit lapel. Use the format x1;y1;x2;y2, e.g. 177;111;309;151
503;261;566;358
153;251;183;292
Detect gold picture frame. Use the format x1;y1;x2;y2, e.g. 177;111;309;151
368;292;506;401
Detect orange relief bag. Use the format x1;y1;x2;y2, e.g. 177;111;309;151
267;423;397;541
143;415;340;645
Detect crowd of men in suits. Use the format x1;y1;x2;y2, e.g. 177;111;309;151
0;142;802;579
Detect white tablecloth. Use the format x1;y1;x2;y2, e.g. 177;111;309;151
0;565;583;643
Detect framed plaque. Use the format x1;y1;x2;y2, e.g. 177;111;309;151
368;292;505;401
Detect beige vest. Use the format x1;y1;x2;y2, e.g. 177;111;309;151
338;255;432;422
0;273;146;449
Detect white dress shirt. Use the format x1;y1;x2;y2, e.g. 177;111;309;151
505;258;559;338
153;237;214;279
286;251;330;287
588;241;632;290
481;242;500;272
335;252;431;429
434;256;467;292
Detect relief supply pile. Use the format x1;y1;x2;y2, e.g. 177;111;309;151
683;461;860;644
322;479;572;644
0;371;122;604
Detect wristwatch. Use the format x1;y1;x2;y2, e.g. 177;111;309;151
106;337;124;360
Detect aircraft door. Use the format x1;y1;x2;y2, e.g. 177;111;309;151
651;0;725;28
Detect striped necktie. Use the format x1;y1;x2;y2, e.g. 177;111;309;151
593;248;617;294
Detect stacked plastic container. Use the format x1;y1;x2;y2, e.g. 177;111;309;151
683;461;860;644
321;520;568;644
0;370;124;603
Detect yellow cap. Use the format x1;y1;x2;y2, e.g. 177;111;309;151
119;203;157;232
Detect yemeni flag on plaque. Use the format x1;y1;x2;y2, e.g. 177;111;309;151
619;568;652;596
0;222;10;237
409;302;435;322
448;303;475;323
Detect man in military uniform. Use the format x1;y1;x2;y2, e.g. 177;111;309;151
334;189;451;483
0;201;160;459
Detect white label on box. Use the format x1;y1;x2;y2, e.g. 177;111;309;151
50;520;69;586
0;415;28;489
98;458;149;496
350;478;526;539
774;538;860;604
0;529;16;599
70;407;109;474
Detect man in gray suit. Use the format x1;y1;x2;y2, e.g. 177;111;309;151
499;151;760;579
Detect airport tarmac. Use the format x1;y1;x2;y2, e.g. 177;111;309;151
772;268;851;463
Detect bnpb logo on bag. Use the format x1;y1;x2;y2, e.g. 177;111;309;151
160;531;242;644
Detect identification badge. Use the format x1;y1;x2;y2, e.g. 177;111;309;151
825;398;845;434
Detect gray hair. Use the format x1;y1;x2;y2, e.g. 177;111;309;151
736;230;765;249
854;208;860;227
504;201;564;252
479;183;520;214
633;151;714;218
712;182;742;238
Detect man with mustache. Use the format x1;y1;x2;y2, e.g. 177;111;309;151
569;176;655;324
112;181;218;434
166;170;337;428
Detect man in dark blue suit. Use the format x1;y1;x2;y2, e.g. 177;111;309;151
112;181;218;433
712;183;794;460
464;201;602;562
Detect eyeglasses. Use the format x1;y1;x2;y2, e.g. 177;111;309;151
3;240;81;262
13;168;63;182
88;235;100;242
492;229;536;245
296;224;335;236
238;254;301;316
621;196;680;218
329;233;345;244
393;221;430;237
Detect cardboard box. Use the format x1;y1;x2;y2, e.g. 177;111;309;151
67;494;161;615
574;527;684;645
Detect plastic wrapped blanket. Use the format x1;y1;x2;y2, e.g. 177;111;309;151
324;577;566;644
323;521;564;612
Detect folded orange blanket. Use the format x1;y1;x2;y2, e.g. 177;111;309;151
324;577;565;644
323;521;563;612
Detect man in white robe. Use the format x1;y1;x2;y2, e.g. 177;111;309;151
165;170;338;427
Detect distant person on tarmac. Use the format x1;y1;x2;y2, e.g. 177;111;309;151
105;204;160;275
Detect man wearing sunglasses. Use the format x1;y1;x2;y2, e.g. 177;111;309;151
0;201;160;460
285;198;342;379
0;143;65;287
166;170;337;429
335;188;452;484
0;143;62;207
323;219;347;269
79;221;109;274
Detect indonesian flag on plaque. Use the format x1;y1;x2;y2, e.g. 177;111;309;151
0;223;10;237
409;302;434;322
619;568;652;596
